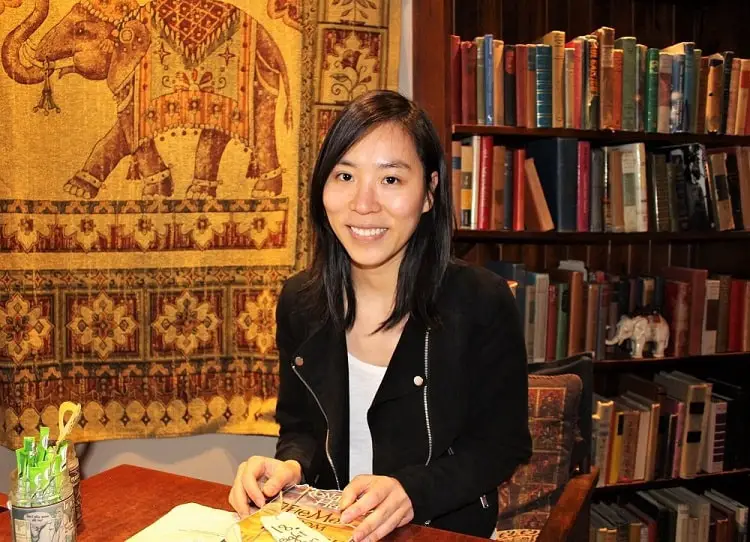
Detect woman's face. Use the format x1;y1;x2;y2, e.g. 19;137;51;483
322;121;435;273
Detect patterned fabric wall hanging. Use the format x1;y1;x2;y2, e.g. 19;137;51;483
0;0;400;449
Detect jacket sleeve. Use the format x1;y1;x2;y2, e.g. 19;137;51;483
273;281;319;484
390;277;532;523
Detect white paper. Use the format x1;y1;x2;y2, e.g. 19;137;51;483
126;502;240;542
259;511;332;542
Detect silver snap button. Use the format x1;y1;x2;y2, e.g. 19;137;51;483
413;375;424;387
294;356;304;366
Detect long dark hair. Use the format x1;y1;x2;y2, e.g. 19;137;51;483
300;90;453;332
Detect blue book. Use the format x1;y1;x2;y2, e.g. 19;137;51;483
483;34;494;124
484;260;526;330
535;44;553;128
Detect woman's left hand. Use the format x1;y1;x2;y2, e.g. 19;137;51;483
338;475;414;542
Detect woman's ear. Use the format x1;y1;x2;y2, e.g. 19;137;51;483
107;20;150;93
422;171;439;213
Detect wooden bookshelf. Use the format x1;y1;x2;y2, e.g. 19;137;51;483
453;124;750;147
593;350;750;369
453;229;750;244
413;0;750;519
593;468;750;494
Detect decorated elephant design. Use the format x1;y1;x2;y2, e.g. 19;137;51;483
605;313;670;358
1;0;292;199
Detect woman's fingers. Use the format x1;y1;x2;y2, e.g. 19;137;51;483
240;457;269;509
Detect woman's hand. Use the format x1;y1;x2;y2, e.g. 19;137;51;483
338;475;414;542
229;456;302;517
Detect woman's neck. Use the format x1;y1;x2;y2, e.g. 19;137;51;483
350;256;400;306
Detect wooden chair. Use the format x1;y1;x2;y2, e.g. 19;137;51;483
493;353;599;542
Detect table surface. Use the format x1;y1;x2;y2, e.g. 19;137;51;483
0;464;487;542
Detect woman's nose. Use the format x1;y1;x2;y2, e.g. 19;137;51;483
349;181;381;214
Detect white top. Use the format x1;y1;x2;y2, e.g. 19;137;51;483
347;351;388;480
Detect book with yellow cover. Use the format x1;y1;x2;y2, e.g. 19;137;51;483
230;485;363;542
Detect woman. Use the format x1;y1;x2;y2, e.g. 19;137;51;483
229;90;532;541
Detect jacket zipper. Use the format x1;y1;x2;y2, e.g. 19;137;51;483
422;329;433;466
291;364;341;490
423;330;433;526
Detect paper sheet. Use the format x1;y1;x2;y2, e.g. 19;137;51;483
126;502;240;542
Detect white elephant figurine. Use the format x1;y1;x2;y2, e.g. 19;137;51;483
605;313;670;358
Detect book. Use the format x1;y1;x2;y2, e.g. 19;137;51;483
233;485;362;542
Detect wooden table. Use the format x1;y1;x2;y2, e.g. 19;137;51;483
0;464;487;541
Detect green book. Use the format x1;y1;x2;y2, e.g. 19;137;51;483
615;37;637;131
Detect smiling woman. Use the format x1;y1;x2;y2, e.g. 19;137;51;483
229;90;532;542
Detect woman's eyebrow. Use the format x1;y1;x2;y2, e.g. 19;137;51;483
336;159;412;170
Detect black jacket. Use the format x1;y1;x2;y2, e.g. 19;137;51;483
273;259;532;538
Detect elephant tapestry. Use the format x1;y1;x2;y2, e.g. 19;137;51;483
0;0;400;448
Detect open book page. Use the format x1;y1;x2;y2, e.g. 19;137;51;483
231;485;364;542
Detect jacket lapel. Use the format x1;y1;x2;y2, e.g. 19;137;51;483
371;316;428;407
292;320;349;484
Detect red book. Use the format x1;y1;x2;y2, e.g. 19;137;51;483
661;266;708;356
663;279;690;357
512;148;526;231
460;41;476;124
476;136;494;230
612;48;623;130
727;279;747;351
515;45;527;128
577;141;591;231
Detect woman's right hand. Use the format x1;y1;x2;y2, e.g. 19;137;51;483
229;456;302;516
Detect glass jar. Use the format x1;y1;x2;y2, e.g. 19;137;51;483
7;466;77;542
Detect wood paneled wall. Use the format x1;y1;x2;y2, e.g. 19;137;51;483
453;0;750;58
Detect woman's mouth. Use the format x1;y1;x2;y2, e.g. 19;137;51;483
348;226;388;240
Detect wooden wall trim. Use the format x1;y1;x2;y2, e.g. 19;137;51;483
412;0;453;155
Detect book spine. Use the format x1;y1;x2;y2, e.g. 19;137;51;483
615;37;637;130
475;37;485;125
586;36;600;130
681;42;695;133
645;48;659;132
720;51;734;133
564;47;575;128
545;30;566;128
460;140;473;228
477;136;494;230
598;27;615;129
483;35;494;125
515;44;527;128
493;40;505;126
658;52;672;133
512;148;525;231
503;148;514;229
697;56;710;134
636;43;647;131
450;35;461;125
536;44;553;128
671;53;685;133
526;44;537;128
613;48;623;130
451;141;462;227
727;58;747;135
503;45;516;126
577;141;591;231
691;48;701;133
706;56;724;133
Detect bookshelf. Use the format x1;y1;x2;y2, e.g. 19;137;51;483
412;0;750;532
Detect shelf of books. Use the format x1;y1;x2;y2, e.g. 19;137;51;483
417;0;750;534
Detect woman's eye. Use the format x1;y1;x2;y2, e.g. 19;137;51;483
336;172;353;182
383;176;399;185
